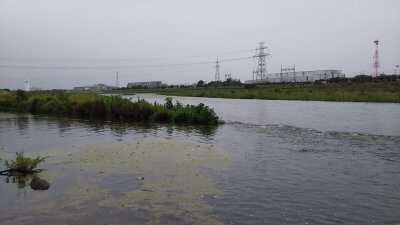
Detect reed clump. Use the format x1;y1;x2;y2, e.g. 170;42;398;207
4;152;47;173
0;90;220;125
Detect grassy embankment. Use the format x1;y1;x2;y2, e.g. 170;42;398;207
0;90;220;125
155;82;400;103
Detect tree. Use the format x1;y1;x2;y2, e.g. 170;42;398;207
197;80;205;87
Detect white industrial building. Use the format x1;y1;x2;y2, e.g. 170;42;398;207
73;84;117;92
127;81;165;88
245;70;345;84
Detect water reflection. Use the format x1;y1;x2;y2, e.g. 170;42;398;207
0;113;219;152
3;173;50;191
4;174;29;189
16;115;29;135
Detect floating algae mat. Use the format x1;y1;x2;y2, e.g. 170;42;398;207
3;140;230;225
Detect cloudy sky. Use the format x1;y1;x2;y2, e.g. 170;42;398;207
0;0;399;89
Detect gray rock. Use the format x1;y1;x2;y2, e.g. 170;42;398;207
30;177;50;190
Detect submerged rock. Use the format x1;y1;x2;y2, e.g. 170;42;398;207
30;177;50;190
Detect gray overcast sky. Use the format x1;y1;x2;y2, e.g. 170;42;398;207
0;0;399;89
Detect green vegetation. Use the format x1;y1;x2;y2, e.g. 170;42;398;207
157;81;400;103
104;75;399;103
0;90;220;125
4;152;47;173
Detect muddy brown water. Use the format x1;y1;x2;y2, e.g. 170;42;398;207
0;94;399;225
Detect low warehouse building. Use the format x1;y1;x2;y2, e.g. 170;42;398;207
246;70;345;84
127;81;165;88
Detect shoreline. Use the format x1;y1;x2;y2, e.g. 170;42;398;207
107;81;400;103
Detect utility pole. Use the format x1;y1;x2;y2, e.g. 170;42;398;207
373;40;380;77
281;65;296;82
215;58;220;82
225;73;231;81
25;79;30;91
253;42;269;82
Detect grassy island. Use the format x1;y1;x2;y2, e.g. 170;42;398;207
0;90;220;125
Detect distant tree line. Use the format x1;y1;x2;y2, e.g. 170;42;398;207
197;78;242;87
105;74;399;93
326;74;400;83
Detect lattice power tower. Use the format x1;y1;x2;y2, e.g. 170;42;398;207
373;40;380;77
215;58;220;82
253;42;269;82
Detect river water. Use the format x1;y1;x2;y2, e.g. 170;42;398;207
0;94;399;225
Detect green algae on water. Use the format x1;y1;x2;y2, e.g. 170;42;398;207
37;140;229;224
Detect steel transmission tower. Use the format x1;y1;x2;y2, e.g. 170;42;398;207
215;58;220;82
253;42;269;82
373;40;380;77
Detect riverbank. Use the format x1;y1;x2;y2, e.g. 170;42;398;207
0;90;220;125
151;81;399;103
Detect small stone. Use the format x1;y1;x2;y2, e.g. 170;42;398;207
137;177;144;180
30;177;50;190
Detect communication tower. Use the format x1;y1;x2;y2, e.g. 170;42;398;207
373;40;380;77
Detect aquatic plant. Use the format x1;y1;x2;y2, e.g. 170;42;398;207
4;152;48;173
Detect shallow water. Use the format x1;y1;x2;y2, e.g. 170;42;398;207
0;95;399;225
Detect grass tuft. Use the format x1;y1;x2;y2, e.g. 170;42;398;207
4;152;48;173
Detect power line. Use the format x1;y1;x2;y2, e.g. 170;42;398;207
0;50;252;62
0;56;252;70
2;66;215;79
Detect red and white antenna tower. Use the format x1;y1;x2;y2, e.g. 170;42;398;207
373;40;380;77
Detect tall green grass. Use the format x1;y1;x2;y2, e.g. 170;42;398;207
157;81;400;103
0;91;220;125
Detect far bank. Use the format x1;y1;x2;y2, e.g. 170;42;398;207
108;80;400;103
